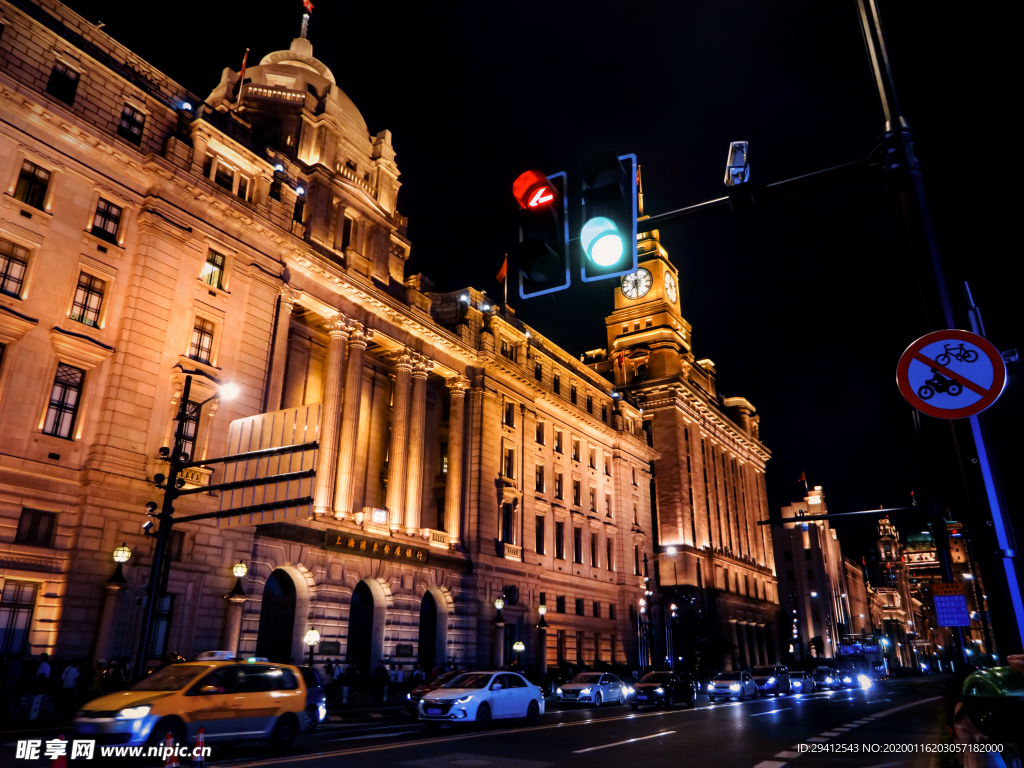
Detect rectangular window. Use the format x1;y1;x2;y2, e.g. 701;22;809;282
534;362;542;381
557;629;566;663
535;514;545;555
14;160;50;210
202;249;226;288
556;596;566;614
46;61;79;105
189;316;215;364
588;447;596;469
609;603;616;620
0;237;29;297
634;544;641;575
590;532;597;566
215;164;234;191
632;503;638;525
605;494;611;517
501;503;514;544
535;421;544;444
0;581;38;656
180;401;200;461
14;509;56;547
589;488;596;512
572;480;581;506
554;430;563;454
787;570;794;581
70;272;104;327
555;521;565;560
237;175;250;201
570;384;577;405
43;363;84;439
604;454;611;476
504;401;515;428
586;395;593;414
553;375;560;395
575;597;584;616
632;467;638;486
601;404;608;422
117;104;146;145
169;529;185;562
340;215;353;249
500;338;516;362
502;446;515;479
593;601;601;618
535;464;545;493
91;198;122;244
573;526;582;564
440;442;449;474
606;538;613;570
572;438;580;462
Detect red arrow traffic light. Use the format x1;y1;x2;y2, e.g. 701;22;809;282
513;169;557;209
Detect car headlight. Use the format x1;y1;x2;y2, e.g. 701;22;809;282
455;695;473;704
655;687;664;694
843;676;852;683
407;693;412;700
826;677;833;684
557;687;563;695
767;677;776;685
317;702;327;721
116;705;151;720
858;674;872;690
580;687;592;695
706;683;713;690
729;684;741;691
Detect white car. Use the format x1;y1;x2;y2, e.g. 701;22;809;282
706;671;758;701
556;673;627;706
419;671;544;729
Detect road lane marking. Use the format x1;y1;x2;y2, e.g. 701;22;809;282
868;697;939;719
750;709;791;717
573;730;675;753
775;752;801;759
754;762;788;768
821;731;841;736
807;737;828;743
833;727;851;732
321;730;419;743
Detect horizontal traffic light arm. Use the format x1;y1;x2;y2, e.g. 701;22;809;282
174;467;316;497
177;440;319;470
756;505;916;527
637;152;882;234
172;495;316;524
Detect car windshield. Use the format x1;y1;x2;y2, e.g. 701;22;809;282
813;669;833;677
641;672;672;683
571;674;603;684
751;667;776;676
442;673;493;690
133;665;207;691
431;670;462;686
715;672;742;681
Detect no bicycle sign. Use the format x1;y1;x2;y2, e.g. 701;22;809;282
897;330;1007;419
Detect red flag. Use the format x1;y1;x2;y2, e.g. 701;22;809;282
495;256;507;283
239;48;249;84
303;0;314;12
797;472;806;483
618;350;625;370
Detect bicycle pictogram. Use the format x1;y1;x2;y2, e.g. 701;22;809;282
917;368;963;400
935;343;979;366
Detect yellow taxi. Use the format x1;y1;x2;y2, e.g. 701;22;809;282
73;657;307;748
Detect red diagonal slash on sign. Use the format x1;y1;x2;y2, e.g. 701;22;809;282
911;353;989;396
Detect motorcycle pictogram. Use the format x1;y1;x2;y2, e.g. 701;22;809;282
917;368;963;400
935;343;979;366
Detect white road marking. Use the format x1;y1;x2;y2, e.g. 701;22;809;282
869;697;939;718
321;729;420;743
833;727;851;732
368;713;383;718
753;762;788;768
573;730;675;753
807;737;828;743
775;752;801;759
750;709;791;717
821;731;842;736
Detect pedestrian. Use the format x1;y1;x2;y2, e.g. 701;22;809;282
324;658;334;680
37;653;51;680
374;660;390;704
340;662;353;704
411;664;425;686
61;660;80;711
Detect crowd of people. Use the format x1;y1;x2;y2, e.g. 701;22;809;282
0;653;136;723
319;659;461;705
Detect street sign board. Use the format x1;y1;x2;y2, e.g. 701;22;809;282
933;582;972;627
897;330;1006;419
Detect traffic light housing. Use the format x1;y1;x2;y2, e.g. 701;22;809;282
580;151;638;282
512;169;570;299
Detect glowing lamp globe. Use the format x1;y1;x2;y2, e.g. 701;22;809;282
113;542;131;564
512;641;525;653
581;217;623;267
538;605;547;616
220;382;240;400
303;628;321;647
232;561;248;579
493;598;505;611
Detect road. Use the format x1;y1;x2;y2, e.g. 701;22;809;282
199;681;945;768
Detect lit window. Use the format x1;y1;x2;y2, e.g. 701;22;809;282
535;465;545;493
0;581;38;656
189;317;215;364
46;61;78;105
554;472;563;500
215;163;234;191
43;363;84;439
13;160;50;210
535;421;544;445
504;401;515;428
202;250;225;289
503;446;515;479
572;479;581;506
117;104;146;145
70;272;105;327
0;238;29;297
91;198;122;244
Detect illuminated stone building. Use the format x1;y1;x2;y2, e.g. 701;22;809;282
585;224;776;671
0;0;656;671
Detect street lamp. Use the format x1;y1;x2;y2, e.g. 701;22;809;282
537;604;548;628
494;597;505;623
304;627;320;666
228;561;247;599
110;542;131;584
512;640;525;668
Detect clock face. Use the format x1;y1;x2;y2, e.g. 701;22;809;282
621;268;653;300
664;271;678;303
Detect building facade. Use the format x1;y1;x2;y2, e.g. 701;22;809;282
584;224;777;672
0;0;657;673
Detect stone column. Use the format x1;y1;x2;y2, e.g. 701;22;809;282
334;323;372;518
444;376;469;545
313;314;350;516
747;623;761;667
737;620;750;670
537;627;548;675
757;623;769;666
265;287;299;412
495;621;506;669
93;582;125;663
404;354;432;535
728;620;739;672
223;595;247;656
385;349;414;523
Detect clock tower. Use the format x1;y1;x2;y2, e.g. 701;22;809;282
602;222;692;387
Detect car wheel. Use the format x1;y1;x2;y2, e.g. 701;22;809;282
618;690;625;705
594;693;603;708
737;689;745;701
270;714;300;750
475;703;492;730
525;701;540;726
775;689;782;697
147;718;186;751
708;697;715;703
630;702;639;710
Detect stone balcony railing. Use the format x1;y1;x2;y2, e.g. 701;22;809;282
422;528;450;550
179;465;213;490
503;542;522;561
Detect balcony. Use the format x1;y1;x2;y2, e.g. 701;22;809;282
240;84;308;106
503;542;523;561
422;528;450;550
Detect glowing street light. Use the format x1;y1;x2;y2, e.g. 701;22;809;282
110;542;131;584
303;627;321;666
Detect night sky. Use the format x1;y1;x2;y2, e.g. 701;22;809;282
66;0;1020;561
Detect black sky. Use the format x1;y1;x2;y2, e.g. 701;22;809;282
66;0;1020;560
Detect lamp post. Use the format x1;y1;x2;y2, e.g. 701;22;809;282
537;604;548;676
494;598;506;669
512;641;525;670
223;562;248;657
94;543;131;663
304;627;321;667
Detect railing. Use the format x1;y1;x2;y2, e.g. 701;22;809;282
337;164;376;197
503;542;523;561
178;465;213;490
241;84;306;103
424;529;450;549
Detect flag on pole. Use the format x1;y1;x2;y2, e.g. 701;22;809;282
495;256;507;284
303;0;314;12
798;471;808;491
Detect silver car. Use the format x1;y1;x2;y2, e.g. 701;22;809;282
556;673;626;706
706;671;758;701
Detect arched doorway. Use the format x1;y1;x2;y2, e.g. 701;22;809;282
347;581;375;673
256;570;296;662
418;591;438;672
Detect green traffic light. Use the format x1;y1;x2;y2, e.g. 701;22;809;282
581;216;623;267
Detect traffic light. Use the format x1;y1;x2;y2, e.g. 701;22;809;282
512;169;570;298
580;151;638;282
